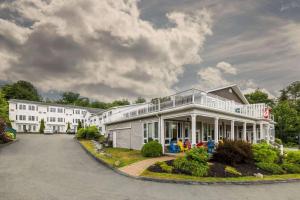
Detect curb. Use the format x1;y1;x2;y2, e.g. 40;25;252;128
0;138;19;149
75;138;300;185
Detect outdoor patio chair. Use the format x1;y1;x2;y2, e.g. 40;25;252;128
169;142;180;153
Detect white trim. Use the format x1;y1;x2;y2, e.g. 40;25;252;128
107;126;131;131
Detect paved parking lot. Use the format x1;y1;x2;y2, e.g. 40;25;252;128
1;134;300;200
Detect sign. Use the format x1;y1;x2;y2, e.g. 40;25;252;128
263;108;270;119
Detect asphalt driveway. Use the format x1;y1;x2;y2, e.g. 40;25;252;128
1;134;300;200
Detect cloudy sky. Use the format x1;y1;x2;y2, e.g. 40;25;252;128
0;0;299;101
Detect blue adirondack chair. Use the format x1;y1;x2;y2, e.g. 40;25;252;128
169;141;180;153
207;140;215;154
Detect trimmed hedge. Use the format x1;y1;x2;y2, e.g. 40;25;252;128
213;140;253;165
141;141;162;157
256;162;285;174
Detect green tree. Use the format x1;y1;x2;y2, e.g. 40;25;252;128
75;97;90;107
39;119;45;133
0;91;9;125
286;81;300;101
66;122;71;132
1;80;41;101
77;120;82;131
109;99;130;107
245;89;274;106
135;97;146;104
61;92;80;104
90;101;108;109
273;101;300;142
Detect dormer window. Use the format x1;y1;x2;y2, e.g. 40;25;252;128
229;88;233;93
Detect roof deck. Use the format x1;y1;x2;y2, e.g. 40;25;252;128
104;89;274;123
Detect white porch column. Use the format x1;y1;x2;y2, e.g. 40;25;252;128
230;120;235;140
253;123;257;144
260;123;264;141
160;117;165;154
266;124;270;144
214;117;219;144
191;114;197;146
243;122;247;141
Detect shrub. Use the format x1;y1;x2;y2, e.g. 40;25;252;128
156;161;173;173
225;166;242;176
76;128;87;139
256;162;285;174
285;151;300;165
281;163;300;174
173;147;209;177
275;138;282;145
5;132;15;140
86;126;100;139
173;157;209;177
252;143;279;163
185;147;209;165
76;126;100;139
141;141;162;157
213;140;253;165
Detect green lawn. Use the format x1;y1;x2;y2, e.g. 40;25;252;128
141;170;300;183
79;140;146;168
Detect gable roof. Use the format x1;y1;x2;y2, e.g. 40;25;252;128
206;84;249;104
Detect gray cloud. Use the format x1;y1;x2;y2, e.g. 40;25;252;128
0;0;212;101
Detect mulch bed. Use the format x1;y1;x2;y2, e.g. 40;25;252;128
147;160;269;178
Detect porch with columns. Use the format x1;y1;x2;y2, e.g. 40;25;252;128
160;112;272;153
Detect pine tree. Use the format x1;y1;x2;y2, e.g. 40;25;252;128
39;119;45;133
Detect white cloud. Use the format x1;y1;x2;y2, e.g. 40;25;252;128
0;0;213;101
216;61;237;75
197;61;235;89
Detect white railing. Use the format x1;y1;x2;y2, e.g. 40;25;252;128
105;89;274;123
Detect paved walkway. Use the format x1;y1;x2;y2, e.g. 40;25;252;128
119;156;174;176
1;134;300;200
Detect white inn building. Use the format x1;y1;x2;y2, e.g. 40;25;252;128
103;85;275;153
9;99;103;133
8;84;276;153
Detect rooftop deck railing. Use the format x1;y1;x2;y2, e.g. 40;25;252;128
105;89;274;123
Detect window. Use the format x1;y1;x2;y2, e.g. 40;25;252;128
16;115;18;120
33;126;36;131
50;117;56;122
75;110;80;114
22;105;26;110
50;108;56;112
58;118;64;122
19;115;26;121
29;116;35;121
19;105;22;110
29;105;35;111
143;124;147;143
57;108;63;113
154;122;159;139
143;122;159;143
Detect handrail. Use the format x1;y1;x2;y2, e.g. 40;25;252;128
104;89;274;123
